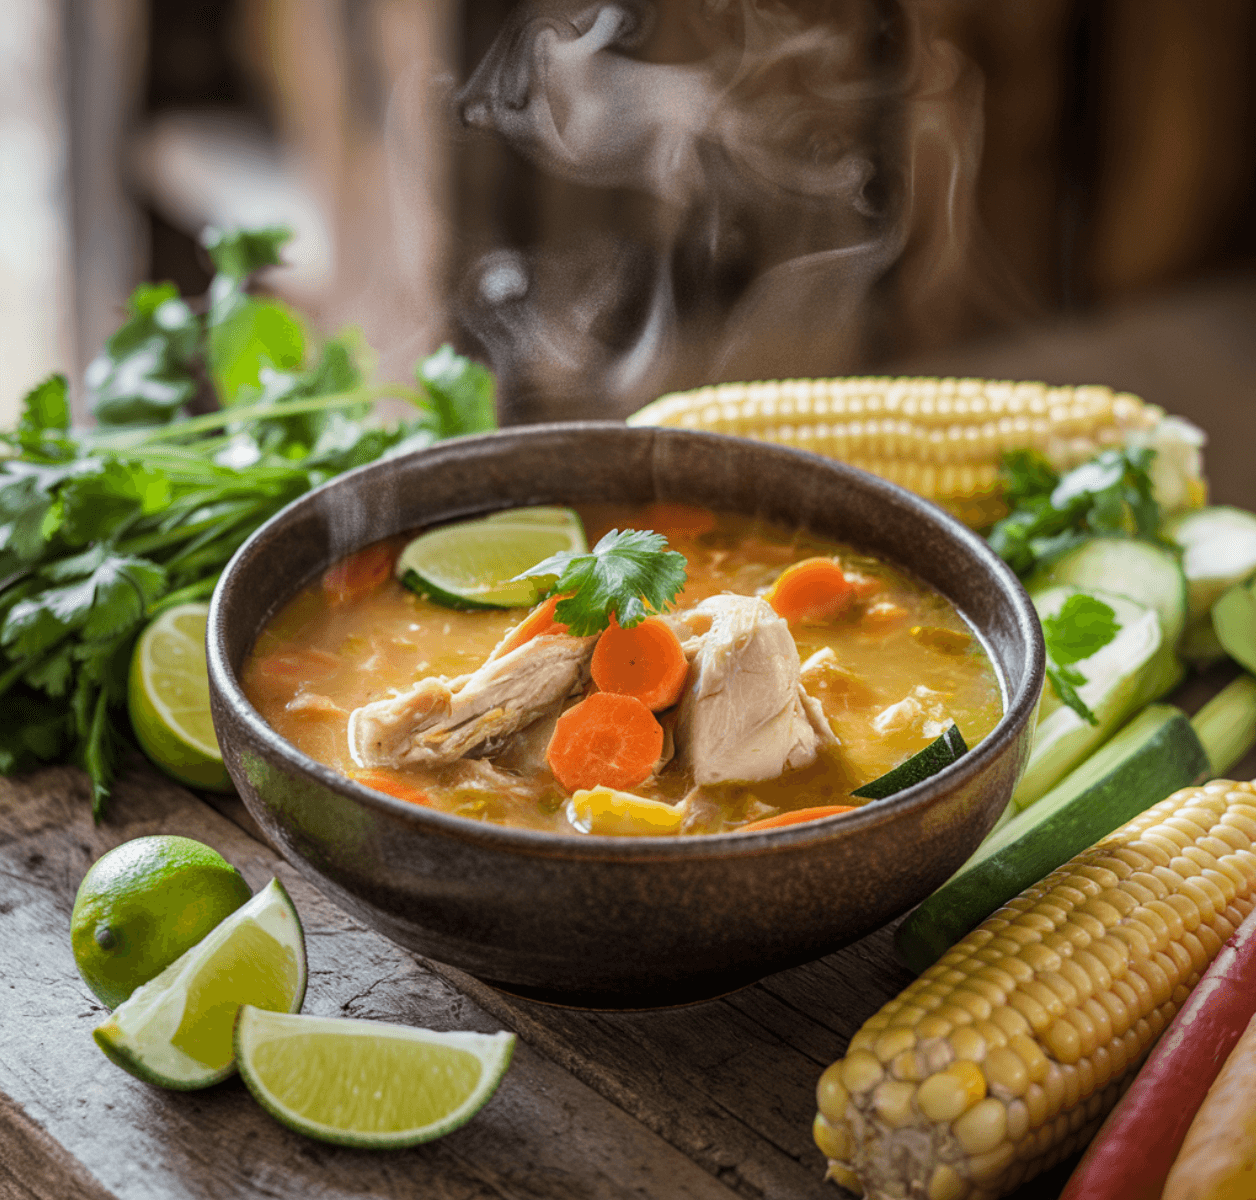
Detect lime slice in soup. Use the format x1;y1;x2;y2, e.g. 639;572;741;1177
397;511;587;609
235;1007;515;1147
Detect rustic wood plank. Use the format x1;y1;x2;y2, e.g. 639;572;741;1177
0;766;742;1200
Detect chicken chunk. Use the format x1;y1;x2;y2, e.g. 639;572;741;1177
675;594;837;785
348;632;597;769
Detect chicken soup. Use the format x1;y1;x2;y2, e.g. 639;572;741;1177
243;504;1002;835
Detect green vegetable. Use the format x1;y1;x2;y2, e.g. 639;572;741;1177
850;724;968;801
516;529;688;637
1040;593;1119;724
1213;577;1256;674
0;226;497;817
895;673;1256;974
895;705;1211;973
1014;587;1182;809
1164;505;1256;619
988;447;1163;579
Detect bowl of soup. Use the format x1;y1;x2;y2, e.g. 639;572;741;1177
208;423;1043;1005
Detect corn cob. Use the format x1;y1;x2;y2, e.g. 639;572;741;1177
812;779;1256;1200
627;378;1203;528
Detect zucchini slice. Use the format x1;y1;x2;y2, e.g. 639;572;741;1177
896;705;1210;973
1027;538;1188;647
1165;505;1256;619
851;724;968;801
1213;578;1256;674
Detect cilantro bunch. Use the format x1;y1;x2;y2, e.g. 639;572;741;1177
0;227;496;816
988;447;1162;578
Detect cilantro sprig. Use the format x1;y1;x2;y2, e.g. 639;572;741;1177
988;448;1163;578
1041;593;1120;724
517;529;688;637
1;226;497;817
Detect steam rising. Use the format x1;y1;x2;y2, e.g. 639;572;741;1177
453;0;998;421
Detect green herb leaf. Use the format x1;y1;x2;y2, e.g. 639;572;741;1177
17;375;71;446
517;529;688;637
1041;593;1119;665
202;225;291;281
988;447;1163;578
1046;664;1098;725
87;283;202;426
416;345;498;438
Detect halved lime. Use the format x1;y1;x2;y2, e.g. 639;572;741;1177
93;878;306;1090
397;509;586;609
482;505;582;528
236;1007;515;1147
128;601;232;791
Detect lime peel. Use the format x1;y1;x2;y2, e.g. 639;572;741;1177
396;508;587;610
129;601;233;791
93;878;306;1090
235;1007;515;1147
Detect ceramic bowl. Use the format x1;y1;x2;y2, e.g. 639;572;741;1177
207;423;1043;1006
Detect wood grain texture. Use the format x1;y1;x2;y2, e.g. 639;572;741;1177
0;765;742;1200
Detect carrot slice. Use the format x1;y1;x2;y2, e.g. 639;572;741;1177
590;615;689;711
322;543;395;605
352;769;432;807
546;692;664;793
497;593;570;657
765;558;854;623
737;805;856;832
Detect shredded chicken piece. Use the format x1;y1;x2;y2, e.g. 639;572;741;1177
674;594;837;785
347;632;597;769
872;685;953;739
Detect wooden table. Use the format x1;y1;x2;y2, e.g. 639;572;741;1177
5;275;1256;1199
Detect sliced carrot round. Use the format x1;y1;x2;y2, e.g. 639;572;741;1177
765;557;854;623
546;692;664;793
590;615;689;711
322;543;396;605
353;769;432;807
737;805;856;833
497;593;570;657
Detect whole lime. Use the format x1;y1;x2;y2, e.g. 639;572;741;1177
71;835;253;1010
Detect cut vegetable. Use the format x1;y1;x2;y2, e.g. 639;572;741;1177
737;804;855;832
1060;906;1256;1200
1014;586;1181;808
396;513;587;609
895;704;1211;973
1027;537;1188;648
235;1006;515;1148
1164;504;1256;619
566;786;685;836
850;724;967;800
590;615;689;711
546;692;664;793
816;780;1256;1199
1212;575;1256;674
764;557;854;623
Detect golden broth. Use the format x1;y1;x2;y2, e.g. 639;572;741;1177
243;505;1003;834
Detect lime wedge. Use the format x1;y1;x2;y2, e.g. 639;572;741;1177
482;505;583;528
128;601;232;791
94;878;306;1090
236;1007;515;1147
397;511;586;609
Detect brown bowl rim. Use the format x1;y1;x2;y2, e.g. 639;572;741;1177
207;422;1044;862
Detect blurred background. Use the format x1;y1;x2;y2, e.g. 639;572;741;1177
4;0;1254;498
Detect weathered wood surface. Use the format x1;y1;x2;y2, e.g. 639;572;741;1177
0;765;749;1200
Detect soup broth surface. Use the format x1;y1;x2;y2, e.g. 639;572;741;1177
243;504;1003;834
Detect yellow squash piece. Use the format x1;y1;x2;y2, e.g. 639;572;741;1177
813;780;1256;1199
